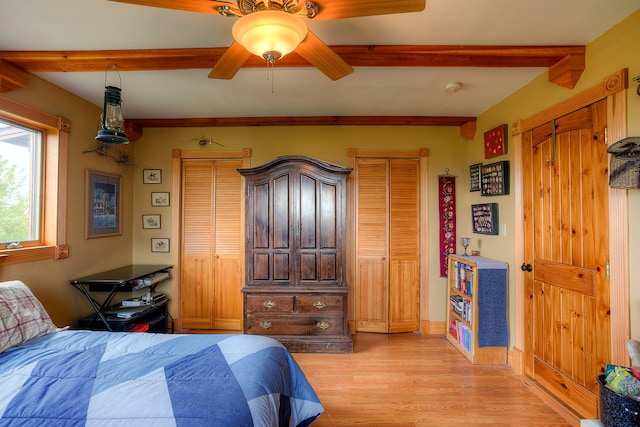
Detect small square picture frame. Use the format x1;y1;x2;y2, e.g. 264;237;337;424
151;238;170;253
151;192;170;207
143;169;162;184
142;214;161;229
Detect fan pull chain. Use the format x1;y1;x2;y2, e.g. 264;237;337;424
265;57;276;94
271;63;275;94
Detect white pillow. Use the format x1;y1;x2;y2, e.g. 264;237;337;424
0;280;57;353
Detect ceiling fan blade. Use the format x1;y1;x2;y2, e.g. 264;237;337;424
311;0;425;21
208;42;251;79
108;0;238;15
296;30;353;81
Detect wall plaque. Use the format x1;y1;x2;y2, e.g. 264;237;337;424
484;124;508;159
472;203;499;235
481;161;509;196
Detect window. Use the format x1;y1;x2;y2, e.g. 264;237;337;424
0;97;69;264
0;119;43;244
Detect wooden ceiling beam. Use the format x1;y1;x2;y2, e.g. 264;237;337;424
1;45;584;140
0;45;585;88
122;115;477;141
0;60;29;93
126;115;476;128
547;52;585;89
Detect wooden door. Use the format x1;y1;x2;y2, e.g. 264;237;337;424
355;158;420;333
355;159;389;332
298;169;344;286
246;171;294;285
522;101;610;418
388;159;420;332
181;160;243;330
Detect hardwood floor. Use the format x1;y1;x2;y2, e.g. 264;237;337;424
293;332;572;426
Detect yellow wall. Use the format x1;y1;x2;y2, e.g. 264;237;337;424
0;75;135;327
1;9;638;344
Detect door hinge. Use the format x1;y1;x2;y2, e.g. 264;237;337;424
606;261;610;279
604;127;608;145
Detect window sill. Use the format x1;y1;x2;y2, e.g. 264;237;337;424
0;245;68;265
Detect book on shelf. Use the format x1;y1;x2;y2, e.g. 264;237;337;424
449;295;472;323
454;261;474;296
449;320;458;339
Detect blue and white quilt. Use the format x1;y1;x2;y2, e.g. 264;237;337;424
0;331;324;426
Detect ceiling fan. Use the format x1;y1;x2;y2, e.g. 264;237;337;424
108;0;426;80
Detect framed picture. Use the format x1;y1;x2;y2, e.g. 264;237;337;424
481;161;510;196
472;203;499;235
151;192;170;207
151;238;170;253
484;124;508;159
143;169;162;184
142;214;161;229
85;170;122;238
469;163;482;192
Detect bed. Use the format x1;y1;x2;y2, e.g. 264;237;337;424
0;280;324;426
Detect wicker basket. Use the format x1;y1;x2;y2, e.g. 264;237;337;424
609;155;640;189
598;374;640;426
608;137;640;189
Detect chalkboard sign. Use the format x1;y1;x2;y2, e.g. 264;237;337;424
481;161;509;196
472;203;499;235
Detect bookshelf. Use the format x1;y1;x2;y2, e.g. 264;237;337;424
446;255;508;365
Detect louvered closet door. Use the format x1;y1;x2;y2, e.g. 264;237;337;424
388;159;420;333
181;160;243;330
355;159;389;332
355;158;420;333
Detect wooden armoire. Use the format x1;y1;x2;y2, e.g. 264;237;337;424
238;156;353;353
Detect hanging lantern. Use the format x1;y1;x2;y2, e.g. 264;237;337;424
96;81;129;144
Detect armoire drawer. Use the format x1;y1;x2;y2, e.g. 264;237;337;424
296;295;344;314
245;314;345;336
245;295;294;313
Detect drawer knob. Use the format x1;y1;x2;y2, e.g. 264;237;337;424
263;300;277;309
315;321;330;330
312;301;326;310
259;321;273;329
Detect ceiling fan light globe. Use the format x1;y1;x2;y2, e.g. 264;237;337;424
232;10;307;60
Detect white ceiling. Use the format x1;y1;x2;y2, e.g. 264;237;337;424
1;0;638;120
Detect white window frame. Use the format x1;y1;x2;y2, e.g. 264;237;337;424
0;97;69;264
